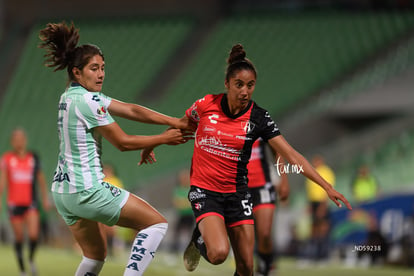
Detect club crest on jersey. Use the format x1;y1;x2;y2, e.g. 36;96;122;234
241;120;255;134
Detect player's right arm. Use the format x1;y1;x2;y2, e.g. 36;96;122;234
96;121;190;152
139;113;197;165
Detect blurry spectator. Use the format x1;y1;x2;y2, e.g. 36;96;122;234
0;127;50;276
171;168;194;252
302;155;335;265
352;165;379;204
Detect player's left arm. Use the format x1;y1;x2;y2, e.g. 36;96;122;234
138;115;196;166
37;169;51;211
274;152;290;201
268;135;352;210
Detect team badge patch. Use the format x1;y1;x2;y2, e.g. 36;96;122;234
194;202;204;211
241;120;255;134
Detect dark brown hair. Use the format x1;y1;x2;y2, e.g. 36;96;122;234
225;43;257;81
38;21;104;81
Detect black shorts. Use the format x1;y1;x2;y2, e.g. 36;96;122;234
250;182;276;211
8;204;38;220
188;186;254;227
310;201;330;224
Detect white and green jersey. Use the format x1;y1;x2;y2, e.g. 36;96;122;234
52;83;114;193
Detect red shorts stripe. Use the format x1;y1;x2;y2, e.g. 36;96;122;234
253;203;276;212
227;219;254;228
195;212;224;223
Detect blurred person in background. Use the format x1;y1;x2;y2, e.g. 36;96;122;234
170;168;194;252
102;163;125;256
139;44;351;276
39;21;194;276
302;155;336;266
247;138;289;276
0;127;50;276
351;164;379;204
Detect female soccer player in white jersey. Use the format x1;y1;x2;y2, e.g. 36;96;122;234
39;22;194;276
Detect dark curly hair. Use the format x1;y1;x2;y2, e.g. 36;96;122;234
38;21;104;81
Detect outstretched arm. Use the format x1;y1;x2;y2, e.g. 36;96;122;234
96;121;190;152
268;135;352;210
275;153;290;201
138;115;196;165
108;100;195;130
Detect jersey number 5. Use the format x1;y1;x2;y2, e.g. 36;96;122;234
241;199;253;216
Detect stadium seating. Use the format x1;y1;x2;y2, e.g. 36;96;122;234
0;17;194;187
2;11;414;189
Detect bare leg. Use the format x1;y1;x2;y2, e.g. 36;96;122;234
253;207;275;275
69;219;106;276
10;218;25;273
228;224;255;276
198;216;230;264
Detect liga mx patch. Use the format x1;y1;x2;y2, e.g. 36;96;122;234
96;106;108;118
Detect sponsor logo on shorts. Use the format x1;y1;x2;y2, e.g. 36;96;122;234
188;188;206;202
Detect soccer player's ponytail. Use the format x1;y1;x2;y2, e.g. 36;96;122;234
39;21;104;81
225;43;257;81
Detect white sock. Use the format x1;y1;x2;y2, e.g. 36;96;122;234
124;222;168;276
75;256;105;276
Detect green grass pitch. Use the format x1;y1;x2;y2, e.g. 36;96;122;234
1;245;413;275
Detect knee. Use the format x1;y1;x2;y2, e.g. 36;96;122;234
83;244;107;261
207;246;229;265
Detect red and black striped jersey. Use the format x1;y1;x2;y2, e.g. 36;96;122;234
185;93;280;193
247;139;272;188
0;151;40;206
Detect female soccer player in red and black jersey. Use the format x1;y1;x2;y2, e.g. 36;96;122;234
141;44;351;276
0;128;50;276
247;138;289;276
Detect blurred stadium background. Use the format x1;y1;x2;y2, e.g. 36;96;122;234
1;0;414;274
